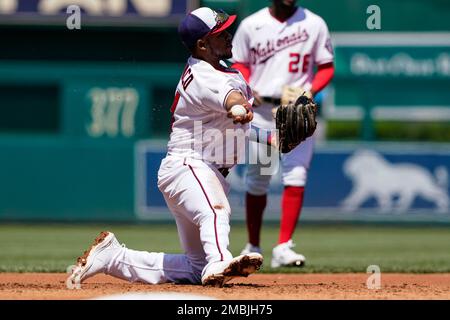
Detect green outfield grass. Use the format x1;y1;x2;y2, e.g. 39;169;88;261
0;223;449;273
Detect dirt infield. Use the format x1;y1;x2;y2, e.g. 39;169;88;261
1;273;449;300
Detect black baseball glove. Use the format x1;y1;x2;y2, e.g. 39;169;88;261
275;94;318;153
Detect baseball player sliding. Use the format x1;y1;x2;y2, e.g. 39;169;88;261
67;6;317;288
67;7;263;288
231;0;335;267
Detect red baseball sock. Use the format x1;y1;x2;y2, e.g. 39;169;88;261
278;186;305;244
246;192;267;247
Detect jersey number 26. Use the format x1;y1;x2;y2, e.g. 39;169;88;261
289;53;311;73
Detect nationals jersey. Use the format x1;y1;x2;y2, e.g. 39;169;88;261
167;56;253;168
232;7;334;97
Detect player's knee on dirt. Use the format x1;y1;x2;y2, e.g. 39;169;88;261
282;166;308;187
159;251;209;284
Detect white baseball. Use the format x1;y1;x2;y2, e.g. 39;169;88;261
230;104;247;117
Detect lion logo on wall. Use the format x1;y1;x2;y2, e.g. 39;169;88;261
341;149;449;213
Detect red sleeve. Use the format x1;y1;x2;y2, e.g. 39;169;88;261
231;62;251;83
311;62;334;94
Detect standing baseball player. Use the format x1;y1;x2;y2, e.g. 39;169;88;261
231;0;335;267
67;7;264;288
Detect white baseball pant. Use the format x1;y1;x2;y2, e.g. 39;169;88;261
103;155;233;284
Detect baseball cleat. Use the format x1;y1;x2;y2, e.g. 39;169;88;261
201;253;263;287
66;231;123;289
271;240;306;268
240;243;262;255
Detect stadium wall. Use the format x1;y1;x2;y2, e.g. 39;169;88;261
0;0;449;222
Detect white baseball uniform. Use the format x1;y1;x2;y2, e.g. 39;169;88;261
232;6;334;191
103;56;253;284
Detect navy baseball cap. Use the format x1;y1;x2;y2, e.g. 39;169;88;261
178;7;237;49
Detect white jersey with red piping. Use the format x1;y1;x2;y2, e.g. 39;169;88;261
167;56;253;168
